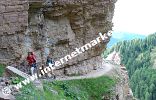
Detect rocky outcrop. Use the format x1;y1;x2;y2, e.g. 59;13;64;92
115;66;134;100
0;0;28;63
104;52;134;100
0;0;117;75
103;62;134;100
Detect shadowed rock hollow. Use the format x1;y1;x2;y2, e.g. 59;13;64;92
0;0;117;75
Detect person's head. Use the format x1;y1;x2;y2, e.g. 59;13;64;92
28;52;32;56
48;53;52;57
28;48;33;55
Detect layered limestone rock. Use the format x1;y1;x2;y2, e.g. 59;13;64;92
0;0;117;75
0;0;28;63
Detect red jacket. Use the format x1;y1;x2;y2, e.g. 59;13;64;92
27;54;36;65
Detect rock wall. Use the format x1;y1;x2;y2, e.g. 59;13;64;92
104;64;134;100
0;0;117;75
0;0;28;63
115;68;134;100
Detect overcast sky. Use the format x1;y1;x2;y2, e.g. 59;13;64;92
113;0;156;35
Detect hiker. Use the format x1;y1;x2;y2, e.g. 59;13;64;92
46;54;55;67
26;52;37;75
46;54;56;79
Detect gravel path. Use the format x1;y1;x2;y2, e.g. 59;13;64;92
55;63;113;81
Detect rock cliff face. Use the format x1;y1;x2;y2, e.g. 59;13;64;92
114;66;134;100
0;0;117;75
0;0;28;63
0;1;135;99
104;52;134;100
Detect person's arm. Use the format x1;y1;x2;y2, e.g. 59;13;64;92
51;59;55;65
26;56;29;62
32;55;36;62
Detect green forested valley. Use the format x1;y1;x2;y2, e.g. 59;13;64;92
104;33;156;100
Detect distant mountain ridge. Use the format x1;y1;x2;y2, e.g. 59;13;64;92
107;32;146;47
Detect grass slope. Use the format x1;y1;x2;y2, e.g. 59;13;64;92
15;76;116;100
0;64;5;76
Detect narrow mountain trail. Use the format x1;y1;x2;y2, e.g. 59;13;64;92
55;51;121;81
56;63;114;81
